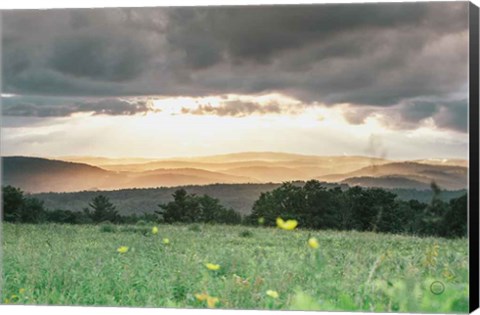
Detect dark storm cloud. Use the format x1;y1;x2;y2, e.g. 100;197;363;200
2;96;157;117
1;3;469;132
180;100;304;117
432;100;468;133
398;101;439;123
342;107;374;125
2;8;165;96
49;32;151;82
164;4;438;65
390;100;468;133
343;99;468;133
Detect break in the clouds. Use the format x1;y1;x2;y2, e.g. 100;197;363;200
1;96;156;117
1;1;471;157
180;99;307;117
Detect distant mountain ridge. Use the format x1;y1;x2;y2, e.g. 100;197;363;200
342;176;433;190
319;162;467;190
1;153;468;193
2;156;260;193
2;156;115;192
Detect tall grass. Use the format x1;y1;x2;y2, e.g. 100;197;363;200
1;223;468;312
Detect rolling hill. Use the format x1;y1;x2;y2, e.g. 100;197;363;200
1;157;258;193
59;152;392;179
342;176;432;190
221;166;309;182
2;156;116;193
319;162;467;190
2;153;468;193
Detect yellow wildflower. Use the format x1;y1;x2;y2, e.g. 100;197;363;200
233;274;250;287
258;217;265;225
117;246;129;253
308;237;319;249
443;268;455;281
276;217;298;230
152;226;159;235
194;292;219;308
266;290;279;298
205;263;220;271
206;296;219;308
163;238;170;245
19;288;26;295
4;298;10;304
195;293;209;301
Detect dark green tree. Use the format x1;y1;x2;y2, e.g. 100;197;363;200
156;189;241;224
391;200;427;234
156;189;202;223
2;185;25;222
347;186;376;231
302;180;338;229
249;182;304;226
216;208;242;224
21;198;47;223
2;185;46;223
329;186;352;230
366;189;398;233
442;194;467;238
89;195;119;223
416;182;449;236
199;194;223;223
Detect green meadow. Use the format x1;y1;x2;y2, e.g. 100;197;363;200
1;223;469;312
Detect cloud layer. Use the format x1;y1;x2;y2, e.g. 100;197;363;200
180;99;307;117
343;99;468;133
1;3;470;132
2;96;156;117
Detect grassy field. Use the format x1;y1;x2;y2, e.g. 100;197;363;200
1;223;469;312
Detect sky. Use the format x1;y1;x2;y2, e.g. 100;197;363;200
0;2;470;160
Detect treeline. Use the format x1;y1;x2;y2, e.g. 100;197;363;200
3;186;144;224
156;188;242;224
32;184;466;217
1;186;241;225
2;180;468;238
245;181;467;238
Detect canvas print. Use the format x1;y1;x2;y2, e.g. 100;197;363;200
0;1;478;313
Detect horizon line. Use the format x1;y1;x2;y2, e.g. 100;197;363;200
0;150;469;162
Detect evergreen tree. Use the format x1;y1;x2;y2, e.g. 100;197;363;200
157;189;202;223
2;185;25;222
89;195;119;223
442;194;467;238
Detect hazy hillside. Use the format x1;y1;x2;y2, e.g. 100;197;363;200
320;162;467;190
59;156;157;166
2;156;117;193
2;157;258;193
414;158;468;167
2;154;468;193
4;155;466;215
60;152;392;179
221;166;309;182
32;183;467;216
123;168;258;187
342;176;432;190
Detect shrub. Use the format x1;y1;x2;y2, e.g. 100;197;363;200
188;224;202;232
239;230;253;238
136;220;147;226
99;224;116;233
